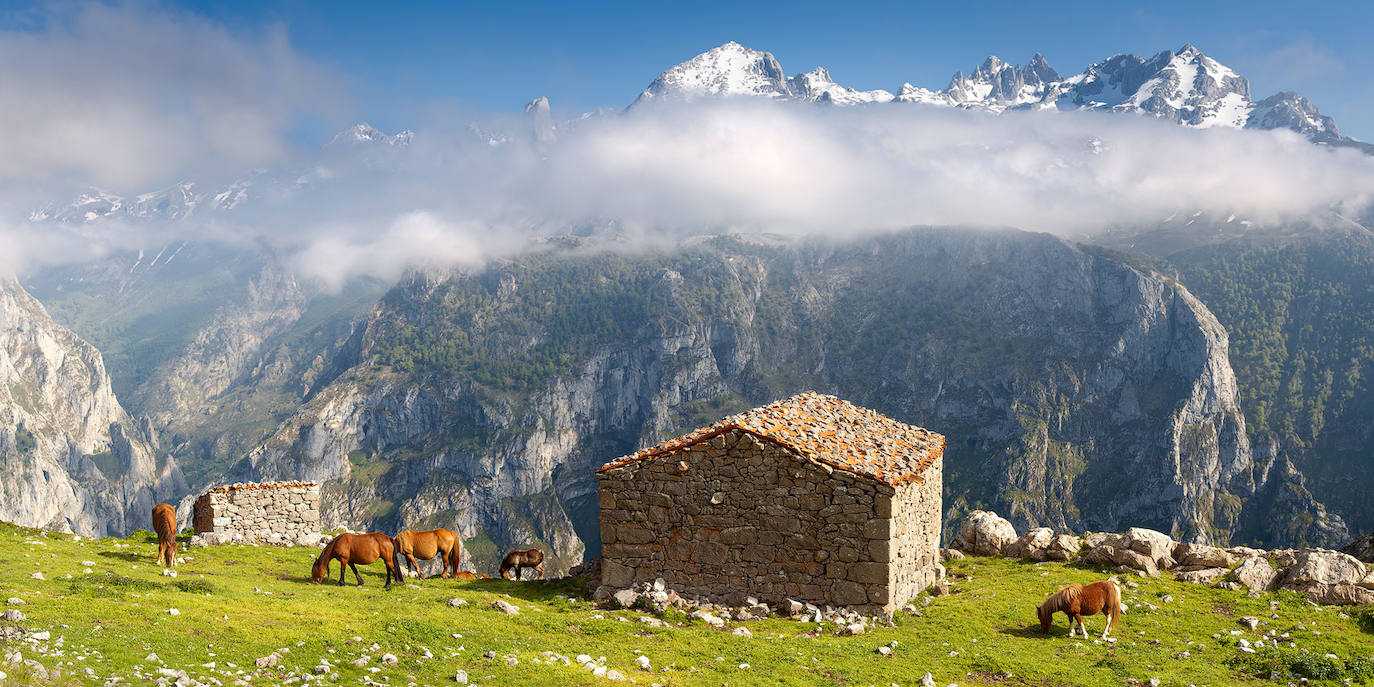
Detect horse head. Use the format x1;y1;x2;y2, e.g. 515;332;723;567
1036;601;1052;633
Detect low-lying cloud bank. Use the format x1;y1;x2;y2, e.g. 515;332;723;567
2;4;1374;286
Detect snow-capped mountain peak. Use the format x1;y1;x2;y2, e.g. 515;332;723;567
789;66;894;105
632;41;792;105
328;123;414;147
942;53;1063;111
1057;45;1251;126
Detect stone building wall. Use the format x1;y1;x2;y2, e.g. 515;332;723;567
887;460;943;607
598;428;939;614
191;481;321;546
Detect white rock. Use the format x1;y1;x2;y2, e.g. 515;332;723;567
381;653;398;666
6;598;25;606
635;656;651;671
491;600;520;615
167;608;180;616
576;654;593;665
606;669;627;681
255;652;280;668
29;573;44;581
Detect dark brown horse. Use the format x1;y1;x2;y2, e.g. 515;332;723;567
151;503;177;568
312;533;399;587
498;548;546;580
392;529;461;579
1037;580;1123;639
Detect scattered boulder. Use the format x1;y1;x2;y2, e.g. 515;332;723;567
1238;616;1259;631
454;669;468;684
1124;528;1176;569
1173;543;1236;569
1305;584;1374;606
446;598;467;608
1282;549;1366;588
1229;557;1279;592
950;510;1017;556
1045;534;1083;561
612;589;639;609
1084;545;1159;577
1340;532;1374;564
491;600;520;615
1280;549;1371;604
255;653;280;669
1175;568;1229;585
1082;532;1122;549
939;548;965;562
1005;528;1054;560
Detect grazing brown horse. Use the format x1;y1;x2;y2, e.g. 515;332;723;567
312;533;399;587
454;571;478;580
498;548;546;580
392;529;461;580
152;503;178;568
1037;580;1123;639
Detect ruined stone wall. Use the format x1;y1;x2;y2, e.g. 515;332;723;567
888;460;943;607
598;429;928;614
191;481;321;546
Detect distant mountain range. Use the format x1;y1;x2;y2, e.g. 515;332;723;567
635;42;1366;150
30;42;1370;226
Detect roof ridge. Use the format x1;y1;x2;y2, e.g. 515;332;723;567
597;392;944;486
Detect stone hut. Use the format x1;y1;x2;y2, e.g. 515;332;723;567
191;481;321;546
596;392;944;615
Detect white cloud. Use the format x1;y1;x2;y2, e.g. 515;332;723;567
0;3;340;191
5;55;1374;285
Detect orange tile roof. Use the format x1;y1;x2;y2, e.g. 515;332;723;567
597;392;944;486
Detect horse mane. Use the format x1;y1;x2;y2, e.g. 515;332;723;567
1040;583;1082;612
315;534;340;570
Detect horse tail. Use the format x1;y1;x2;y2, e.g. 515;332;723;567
448;537;460;576
1102;582;1121;633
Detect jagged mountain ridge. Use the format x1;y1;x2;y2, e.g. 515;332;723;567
633;42;1368;150
0;278;185;536
217;228;1349;575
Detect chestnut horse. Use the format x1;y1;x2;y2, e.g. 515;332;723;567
498;548;546;580
312;533;399;587
151;503;177;568
1037;580;1123;639
392;529;461;579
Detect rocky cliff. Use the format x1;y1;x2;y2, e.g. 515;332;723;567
0;277;185;536
223;228;1320;573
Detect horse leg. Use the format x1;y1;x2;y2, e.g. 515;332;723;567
408;553;423;580
351;562;364;586
536;564;545;580
337;559;346;586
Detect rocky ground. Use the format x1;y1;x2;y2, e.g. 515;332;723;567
952;510;1374;607
1;520;1372;686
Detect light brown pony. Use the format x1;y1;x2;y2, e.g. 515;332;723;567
392;529;461;579
312;533;399;587
151;503;177;568
453;571;478;580
498;548;546;580
1037;580;1123;639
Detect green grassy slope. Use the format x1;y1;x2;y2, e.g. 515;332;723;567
2;522;1371;686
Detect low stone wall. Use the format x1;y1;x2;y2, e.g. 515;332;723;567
191;481;321;546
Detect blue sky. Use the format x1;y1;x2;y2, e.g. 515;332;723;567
162;0;1374;140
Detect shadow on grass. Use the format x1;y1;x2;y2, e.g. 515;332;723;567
98;550;146;562
1000;623;1057;639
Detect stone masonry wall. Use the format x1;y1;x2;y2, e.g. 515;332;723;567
888;460;943;607
191;481;321;546
598;429;938;614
